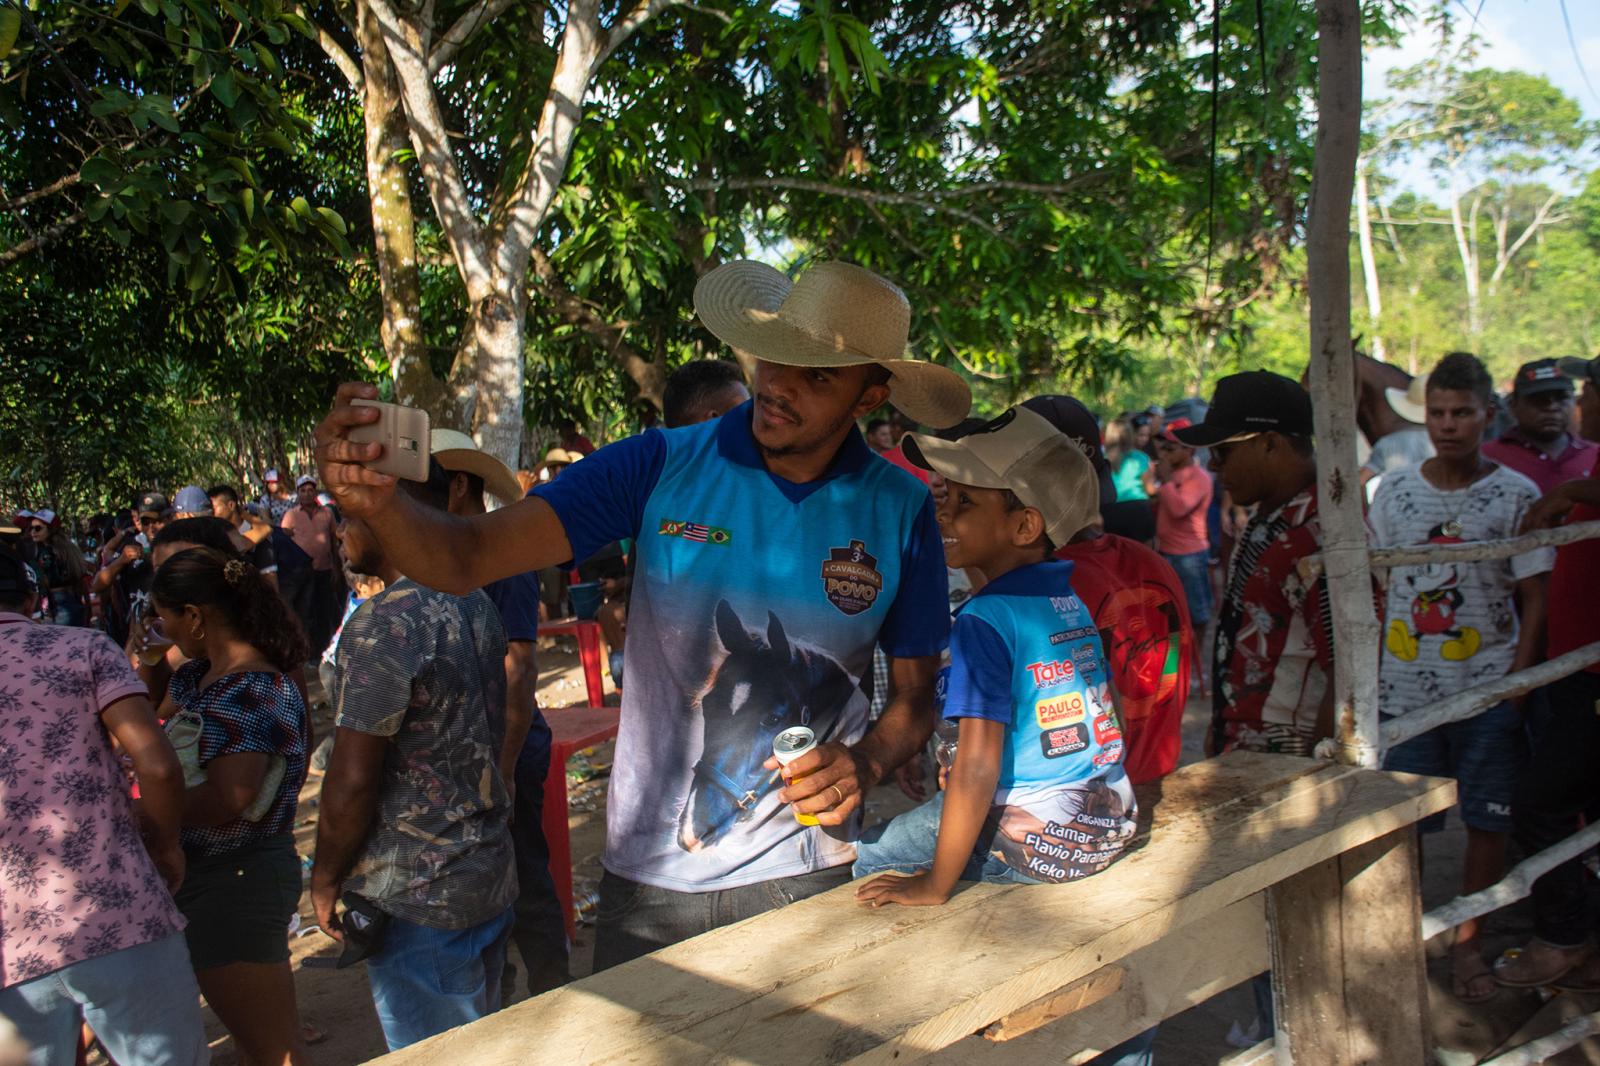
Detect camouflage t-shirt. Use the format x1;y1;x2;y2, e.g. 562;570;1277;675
333;579;517;928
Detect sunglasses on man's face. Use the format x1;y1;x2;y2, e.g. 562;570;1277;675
1209;434;1263;465
28;525;47;534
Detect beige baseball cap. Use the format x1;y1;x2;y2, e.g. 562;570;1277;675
902;406;1100;546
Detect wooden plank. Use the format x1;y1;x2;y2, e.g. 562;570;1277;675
371;755;1453;1066
1268;856;1351;1066
1337;829;1429;1064
930;894;1270;1065
1268;828;1430;1066
983;966;1124;1042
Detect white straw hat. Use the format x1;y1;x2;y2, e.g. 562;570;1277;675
430;429;524;504
1384;375;1427;425
693;260;971;428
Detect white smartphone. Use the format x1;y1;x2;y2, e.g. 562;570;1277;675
348;399;431;482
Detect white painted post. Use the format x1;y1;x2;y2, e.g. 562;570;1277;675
1306;0;1381;771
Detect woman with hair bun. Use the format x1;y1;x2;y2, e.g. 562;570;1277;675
149;546;312;1065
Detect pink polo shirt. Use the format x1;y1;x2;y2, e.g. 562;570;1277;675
1155;463;1213;556
282;503;336;571
0;616;184;989
1483;430;1598;496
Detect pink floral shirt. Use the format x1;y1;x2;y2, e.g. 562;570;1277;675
0;614;184;988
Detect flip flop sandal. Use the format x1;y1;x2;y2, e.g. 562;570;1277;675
1552;959;1600;995
1493;942;1589;988
1454;954;1501;1004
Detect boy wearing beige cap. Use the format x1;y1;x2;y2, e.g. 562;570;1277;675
855;408;1137;908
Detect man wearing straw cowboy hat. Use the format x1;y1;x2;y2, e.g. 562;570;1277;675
430;429;570;995
315;260;969;966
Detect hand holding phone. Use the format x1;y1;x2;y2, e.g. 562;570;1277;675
346;400;430;482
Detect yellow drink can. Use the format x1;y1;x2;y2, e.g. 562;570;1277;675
772;726;819;826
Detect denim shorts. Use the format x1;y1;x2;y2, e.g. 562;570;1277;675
852;792;1042;885
1162;549;1213;627
1382;700;1527;834
0;932;208;1066
175;833;301;970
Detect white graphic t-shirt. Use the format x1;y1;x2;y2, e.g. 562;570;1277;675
1369;463;1553;716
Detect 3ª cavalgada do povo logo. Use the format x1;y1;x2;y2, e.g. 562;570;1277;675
821;540;883;616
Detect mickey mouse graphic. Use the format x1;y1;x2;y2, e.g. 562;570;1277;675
1384;521;1482;663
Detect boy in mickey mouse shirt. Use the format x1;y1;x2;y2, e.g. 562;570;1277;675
855;408;1136;906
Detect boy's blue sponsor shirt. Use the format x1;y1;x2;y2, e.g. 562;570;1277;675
942;559;1137;883
534;403;949;891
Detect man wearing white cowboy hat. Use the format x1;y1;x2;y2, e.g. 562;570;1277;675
315;259;969;967
430;429;570;995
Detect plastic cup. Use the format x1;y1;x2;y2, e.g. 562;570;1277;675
772;726;819;827
130;614;172;667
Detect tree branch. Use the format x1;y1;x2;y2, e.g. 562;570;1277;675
364;0;493;300
287;3;363;91
490;0;604;281
528;247;666;408
597;0;682;66
428;0;519;74
0;209;88;267
1488;188;1564;288
0;171;81;212
674;175;1012;236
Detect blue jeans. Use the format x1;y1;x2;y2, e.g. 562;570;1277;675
365;906;514;1052
854;798;1151;1066
851;793;1040;883
1382;700;1525;833
592;865;851;972
0;932;208;1066
46;593;84;628
1162;549;1213;627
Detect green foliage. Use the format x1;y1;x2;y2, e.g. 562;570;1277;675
0;0;355;292
0;0;376;510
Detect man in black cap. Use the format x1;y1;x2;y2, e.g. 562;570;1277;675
1500;354;1600;989
1483;358;1597;496
1170;371;1345;757
91;492;168;646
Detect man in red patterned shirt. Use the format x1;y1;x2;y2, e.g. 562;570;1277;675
1172;372;1348;757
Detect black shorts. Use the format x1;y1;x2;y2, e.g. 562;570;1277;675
176;834;302;970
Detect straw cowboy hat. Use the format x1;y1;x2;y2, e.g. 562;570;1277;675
1385;375;1427;425
430;429;524;504
692;260;971;429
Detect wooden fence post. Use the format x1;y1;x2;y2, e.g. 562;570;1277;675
1306;0;1381;769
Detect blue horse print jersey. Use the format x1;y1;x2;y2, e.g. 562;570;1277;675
942;559;1138;883
533;403;949;891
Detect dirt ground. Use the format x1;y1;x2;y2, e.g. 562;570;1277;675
194;638;1600;1064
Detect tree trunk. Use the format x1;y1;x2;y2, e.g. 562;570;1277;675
449;288;529;467
359;4;439;417
1354;166;1385;362
1447;166;1481;341
1307;0;1381;769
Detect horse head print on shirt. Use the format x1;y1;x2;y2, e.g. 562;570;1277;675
677;600;856;853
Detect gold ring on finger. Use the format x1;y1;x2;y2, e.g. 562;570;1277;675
830;783;845;805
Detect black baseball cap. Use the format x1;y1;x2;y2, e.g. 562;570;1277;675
1021;394;1117;508
1169;371;1313;448
1512;358;1574;398
137;491;170;518
1557;355;1600;387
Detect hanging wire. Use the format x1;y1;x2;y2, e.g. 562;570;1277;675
1203;0;1222;296
1557;0;1600;109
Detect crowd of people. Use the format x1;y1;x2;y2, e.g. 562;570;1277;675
4;257;1600;1065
